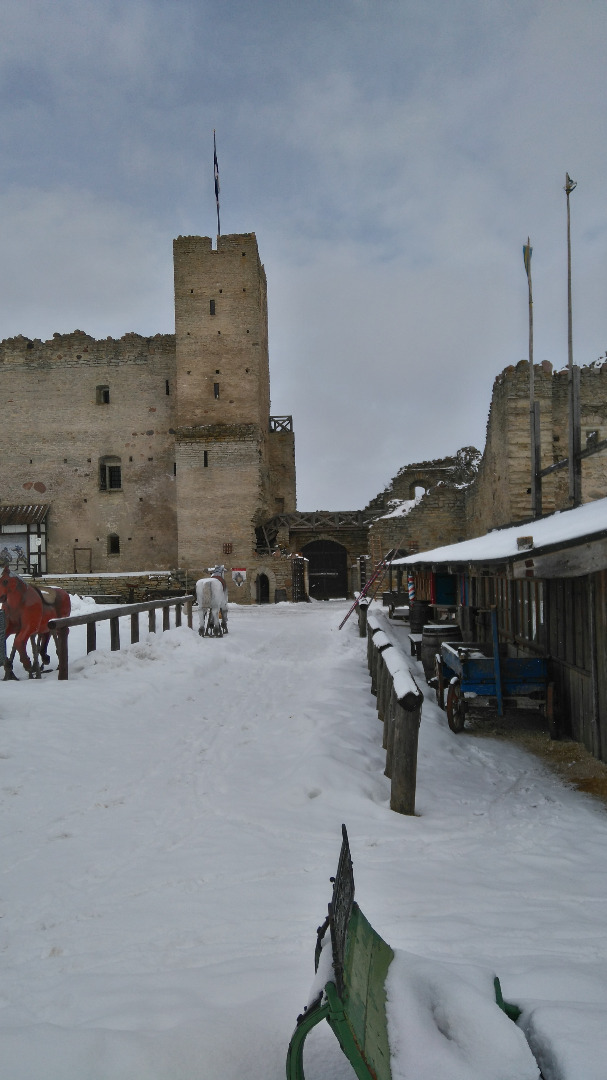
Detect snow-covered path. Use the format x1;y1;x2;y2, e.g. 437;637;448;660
1;600;607;1078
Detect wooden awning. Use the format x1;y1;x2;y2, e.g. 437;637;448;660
0;505;49;526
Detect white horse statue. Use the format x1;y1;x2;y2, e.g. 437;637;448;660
196;566;228;637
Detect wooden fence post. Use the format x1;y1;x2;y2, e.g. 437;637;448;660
370;632;391;696
57;626;69;681
186;599;193;629
390;688;423;816
131;612;140;644
110;617;120;651
162;605;170;631
357;598;371;637
377;648;393;723
86;622;97;654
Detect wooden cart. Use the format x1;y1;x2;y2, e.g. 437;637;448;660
434;613;553;733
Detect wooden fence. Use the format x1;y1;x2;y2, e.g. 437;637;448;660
48;595;195;680
366;612;424;815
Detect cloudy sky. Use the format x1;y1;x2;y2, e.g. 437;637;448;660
1;1;606;509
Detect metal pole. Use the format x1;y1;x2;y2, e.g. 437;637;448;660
214;130;221;238
524;239;541;517
565;173;581;505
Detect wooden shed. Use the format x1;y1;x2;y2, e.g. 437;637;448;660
393;498;607;762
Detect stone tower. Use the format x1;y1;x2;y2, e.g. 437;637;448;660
173;232;295;582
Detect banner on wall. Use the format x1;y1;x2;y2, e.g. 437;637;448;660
0;534;29;571
232;568;246;587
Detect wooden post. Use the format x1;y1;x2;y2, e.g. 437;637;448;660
0;610;5;669
390;689;423;815
162;605;170;631
376;649;392;723
384;685;395;774
491;607;504;717
86;622;96;654
148;609;156;634
175;603;182;628
110;616;120;652
357;599;370;637
370;635;391;696
57;626;69;681
186;599;193;629
130;612;140;644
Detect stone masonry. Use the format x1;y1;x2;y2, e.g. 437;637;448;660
0;233;297;603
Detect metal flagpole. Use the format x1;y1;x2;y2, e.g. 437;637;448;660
565;173;581;506
214;130;221;238
523;238;541;517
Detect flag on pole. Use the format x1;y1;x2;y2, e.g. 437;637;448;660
213;130;221;236
523;238;532;279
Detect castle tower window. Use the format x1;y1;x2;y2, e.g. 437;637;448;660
165;379;170;395
96;385;110;404
214;383;220;399
107;534;120;555
210;299;216;315
203;451;209;467
99;456;122;491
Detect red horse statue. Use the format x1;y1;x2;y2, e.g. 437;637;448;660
0;567;71;679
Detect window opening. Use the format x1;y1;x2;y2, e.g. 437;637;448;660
203;451;209;467
107;534;120;555
210;299;216;315
99;456;122;491
214;383;220;399
96;385;110;404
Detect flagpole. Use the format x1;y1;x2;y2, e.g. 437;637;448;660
524;238;541;517
214;130;221;239
565;173;581;506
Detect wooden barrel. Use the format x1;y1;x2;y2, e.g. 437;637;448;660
421;624;462;682
409;601;432;633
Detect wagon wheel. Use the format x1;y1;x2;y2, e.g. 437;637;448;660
434;653;445;710
446;678;466;733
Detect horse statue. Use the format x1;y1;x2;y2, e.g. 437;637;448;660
37;582;72;667
196;565;228;637
0;566;71;678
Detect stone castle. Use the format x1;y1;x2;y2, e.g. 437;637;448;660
1;230;606;602
1;233;298;603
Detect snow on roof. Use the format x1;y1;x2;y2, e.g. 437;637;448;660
392;496;607;567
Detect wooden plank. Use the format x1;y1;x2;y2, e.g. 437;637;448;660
343;905;394;1080
512;538;607;580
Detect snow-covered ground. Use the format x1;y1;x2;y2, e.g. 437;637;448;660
1;598;607;1079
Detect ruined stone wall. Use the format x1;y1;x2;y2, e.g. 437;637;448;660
464;361;607;535
364;456;462;518
0;330;177;572
551;364;607;505
369;483;467;559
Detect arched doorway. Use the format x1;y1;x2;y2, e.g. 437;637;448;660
302;539;348;600
256;573;270;604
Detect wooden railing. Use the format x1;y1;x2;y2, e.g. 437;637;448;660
366;611;424;815
48;595;195;680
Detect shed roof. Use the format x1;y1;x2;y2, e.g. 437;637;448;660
392;497;607;569
0;505;49;526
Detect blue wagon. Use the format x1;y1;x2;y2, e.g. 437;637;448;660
434;614;553;733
